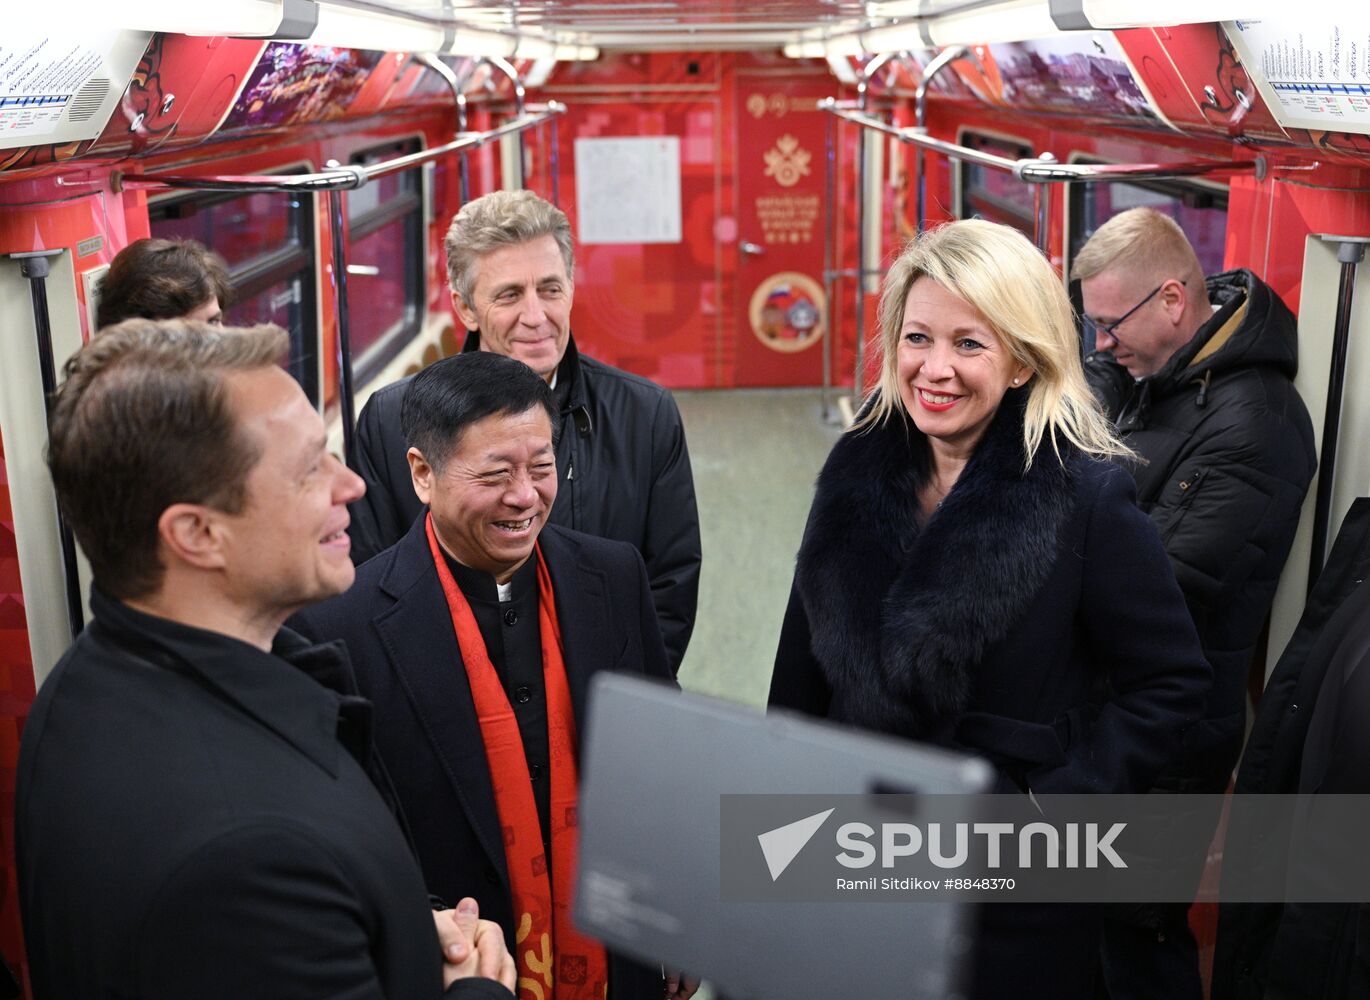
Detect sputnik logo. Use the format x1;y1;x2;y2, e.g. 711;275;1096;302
757;808;835;881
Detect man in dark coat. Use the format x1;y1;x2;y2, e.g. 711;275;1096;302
1074;207;1317;999
347;189;700;675
18;319;515;999
292;352;684;1000
1212;499;1370;1000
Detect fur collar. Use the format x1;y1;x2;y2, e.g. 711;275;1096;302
795;392;1077;736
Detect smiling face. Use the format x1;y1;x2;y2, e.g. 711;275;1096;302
217;366;364;619
453;234;572;382
411;406;557;584
896;277;1031;454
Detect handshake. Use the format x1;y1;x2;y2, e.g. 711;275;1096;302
433;898;518;993
432;900;699;999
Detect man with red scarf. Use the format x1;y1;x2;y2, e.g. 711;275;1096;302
293;352;685;1000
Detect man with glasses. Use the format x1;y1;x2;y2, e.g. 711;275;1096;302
1073;207;1316;1000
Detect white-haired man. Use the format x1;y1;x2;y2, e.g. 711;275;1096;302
348;189;700;676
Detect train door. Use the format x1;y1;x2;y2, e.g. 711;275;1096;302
732;68;832;386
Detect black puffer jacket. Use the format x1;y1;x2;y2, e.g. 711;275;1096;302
1086;269;1316;781
347;331;701;675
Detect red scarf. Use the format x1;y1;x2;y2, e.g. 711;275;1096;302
426;515;608;1000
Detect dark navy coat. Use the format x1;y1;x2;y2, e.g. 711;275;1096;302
769;393;1211;998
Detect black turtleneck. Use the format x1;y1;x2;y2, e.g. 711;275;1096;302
441;550;551;854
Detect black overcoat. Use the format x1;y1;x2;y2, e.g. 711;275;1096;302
1085;268;1316;781
291;521;673;1000
17;591;510;1000
769;395;1211;998
346;331;702;675
1212;499;1370;1000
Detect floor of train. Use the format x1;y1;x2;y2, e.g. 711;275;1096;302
662;388;842;1000
674;388;843;705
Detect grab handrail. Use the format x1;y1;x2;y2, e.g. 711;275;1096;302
122;103;565;194
120;103;565;468
822;101;1259;187
821;96;1261;406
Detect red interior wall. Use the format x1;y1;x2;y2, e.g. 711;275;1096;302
0;430;36;993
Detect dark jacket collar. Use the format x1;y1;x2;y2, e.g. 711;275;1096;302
1162;269;1298;383
795;392;1077;735
460;328;590;420
88;588;355;776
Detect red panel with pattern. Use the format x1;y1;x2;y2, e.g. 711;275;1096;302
0;427;36;994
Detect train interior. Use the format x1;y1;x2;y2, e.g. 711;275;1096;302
4;2;1370;993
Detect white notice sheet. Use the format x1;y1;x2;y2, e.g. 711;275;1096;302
574;136;682;245
0;29;150;149
1226;19;1370;134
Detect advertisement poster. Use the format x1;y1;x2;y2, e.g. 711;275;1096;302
734;74;832;385
988;33;1162;123
221;43;384;131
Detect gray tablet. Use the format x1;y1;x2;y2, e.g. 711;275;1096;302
574;673;995;1000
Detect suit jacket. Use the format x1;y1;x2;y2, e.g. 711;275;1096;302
291;521;673;999
17;590;511;1000
346;331;701;674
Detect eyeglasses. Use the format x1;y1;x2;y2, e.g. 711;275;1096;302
1083;280;1184;342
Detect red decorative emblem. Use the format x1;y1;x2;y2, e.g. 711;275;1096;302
559;954;589;985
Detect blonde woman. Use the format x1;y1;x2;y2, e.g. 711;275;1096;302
769;220;1211;999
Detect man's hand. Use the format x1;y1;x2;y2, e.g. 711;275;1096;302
664;968;699;999
437;898;517;992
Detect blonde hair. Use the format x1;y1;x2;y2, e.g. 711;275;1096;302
858;219;1132;468
1070;207;1204;287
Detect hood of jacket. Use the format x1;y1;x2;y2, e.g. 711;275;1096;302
1152;268;1298;389
794;391;1077;736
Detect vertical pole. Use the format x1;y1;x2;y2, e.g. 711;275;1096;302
1033;182;1051;256
822;109;836;422
458;92;471;204
550;111;561;207
17;253;84;638
513;75;527;189
486;57;527;189
1032;151;1057;257
1307;241;1365;592
854;82;870;399
914;46;969;237
915;143;926;236
327;186;359;471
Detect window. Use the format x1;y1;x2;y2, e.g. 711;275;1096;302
958;132;1035;237
1068;170;1229;276
1067;168;1228;352
150;181;320;405
347;140;425;385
